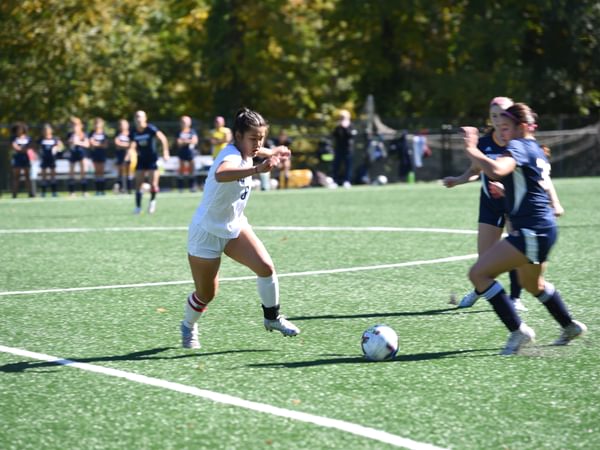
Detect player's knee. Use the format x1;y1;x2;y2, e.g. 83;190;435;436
198;287;217;302
467;266;480;285
522;278;544;295
256;262;275;278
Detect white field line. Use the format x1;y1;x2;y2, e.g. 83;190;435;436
0;345;448;450
0;225;477;235
0;254;477;297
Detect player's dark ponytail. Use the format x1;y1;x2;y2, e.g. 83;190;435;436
232;107;268;137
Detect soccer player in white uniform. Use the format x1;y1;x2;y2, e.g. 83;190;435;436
181;107;300;349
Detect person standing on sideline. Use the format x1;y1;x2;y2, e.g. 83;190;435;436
38;123;63;197
444;97;528;311
210;115;231;159
114;119;132;193
461;103;586;355
89;117;109;195
10;122;35;198
181;107;300;349
176;115;199;192
130;110;170;214
332;109;357;188
274;129;292;189
66;116;90;197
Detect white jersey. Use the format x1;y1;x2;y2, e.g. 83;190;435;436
190;144;252;238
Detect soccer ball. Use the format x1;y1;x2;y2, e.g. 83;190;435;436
361;324;398;361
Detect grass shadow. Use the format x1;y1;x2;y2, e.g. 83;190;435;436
0;347;272;373
246;348;497;369
288;307;490;321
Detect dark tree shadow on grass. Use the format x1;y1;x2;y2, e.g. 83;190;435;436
288;307;491;322
0;347;272;373
246;348;498;369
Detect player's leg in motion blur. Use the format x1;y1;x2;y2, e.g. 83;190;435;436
468;240;535;355
459;223;503;307
459;221;526;311
182;254;220;349
517;264;587;346
225;226;300;336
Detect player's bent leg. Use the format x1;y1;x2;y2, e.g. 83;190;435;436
477;223;504;255
225;226;274;277
225;227;300;336
469;239;528;293
181;254;221;349
458;224;504;308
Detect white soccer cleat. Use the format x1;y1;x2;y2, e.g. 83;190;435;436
553;320;587;346
264;316;300;336
133;206;142;215
500;323;535;356
458;290;480;308
148;200;157;214
512;297;528;312
181;321;200;349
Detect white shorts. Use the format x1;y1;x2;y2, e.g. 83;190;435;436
187;225;231;259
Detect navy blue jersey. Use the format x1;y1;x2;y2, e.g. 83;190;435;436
89;131;108;148
115;133;131;148
131;124;159;160
38;137;60;168
114;133;131;165
477;133;506;199
502;138;555;229
67;132;88;152
12;135;32;167
177;129;197;151
38;137;60;159
13;135;32;151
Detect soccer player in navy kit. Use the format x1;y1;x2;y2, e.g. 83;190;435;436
444;97;527;311
461;103;586;355
10;122;35;198
38;123;63;197
130;110;170;214
89;117;109;195
114;119;132;193
180;107;300;349
67;117;90;197
176;115;199;192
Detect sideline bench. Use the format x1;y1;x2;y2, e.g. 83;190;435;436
30;155;214;191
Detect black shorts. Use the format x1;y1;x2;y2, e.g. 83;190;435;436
12;153;31;168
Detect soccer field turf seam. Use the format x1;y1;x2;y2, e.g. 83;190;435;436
0;253;477;297
0;345;448;450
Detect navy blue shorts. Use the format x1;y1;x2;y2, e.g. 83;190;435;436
70;149;85;163
91;148;106;163
12;153;30;168
478;192;506;228
136;157;158;171
41;157;56;169
506;226;558;264
178;148;194;162
115;149;127;165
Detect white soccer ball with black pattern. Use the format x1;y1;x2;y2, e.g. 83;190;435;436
361;324;399;361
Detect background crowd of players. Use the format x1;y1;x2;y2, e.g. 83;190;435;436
7;112;232;202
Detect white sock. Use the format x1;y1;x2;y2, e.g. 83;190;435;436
257;274;279;308
183;292;208;328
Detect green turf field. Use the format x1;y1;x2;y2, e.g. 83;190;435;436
1;178;599;449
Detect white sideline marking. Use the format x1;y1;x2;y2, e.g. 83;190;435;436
0;254;477;297
0;345;447;450
0;225;477;235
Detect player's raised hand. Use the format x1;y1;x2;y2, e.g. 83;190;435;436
272;145;291;160
461;126;479;149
